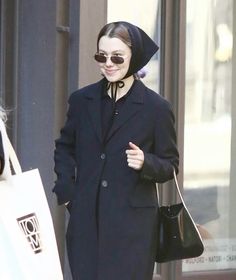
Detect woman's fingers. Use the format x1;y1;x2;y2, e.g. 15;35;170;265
126;142;144;170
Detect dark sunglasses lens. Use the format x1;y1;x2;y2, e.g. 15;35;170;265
110;56;124;64
94;54;125;64
94;54;106;63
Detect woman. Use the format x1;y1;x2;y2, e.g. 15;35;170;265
53;21;179;280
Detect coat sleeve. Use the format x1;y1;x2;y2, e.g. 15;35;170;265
0;132;4;175
53;93;77;205
140;99;179;183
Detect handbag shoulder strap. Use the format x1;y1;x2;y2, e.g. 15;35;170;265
173;169;187;207
0;119;22;179
156;168;186;207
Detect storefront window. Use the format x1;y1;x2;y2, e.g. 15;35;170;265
183;0;235;272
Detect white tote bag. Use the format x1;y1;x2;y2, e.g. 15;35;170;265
0;119;63;280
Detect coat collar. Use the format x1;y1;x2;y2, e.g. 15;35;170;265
85;79;145;145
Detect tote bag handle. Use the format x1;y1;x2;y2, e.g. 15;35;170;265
0;119;22;179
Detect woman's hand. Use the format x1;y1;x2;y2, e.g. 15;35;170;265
126;142;144;170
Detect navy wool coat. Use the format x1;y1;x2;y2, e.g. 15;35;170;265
53;78;179;280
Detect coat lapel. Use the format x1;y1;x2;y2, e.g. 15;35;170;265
86;80;104;144
106;80;145;143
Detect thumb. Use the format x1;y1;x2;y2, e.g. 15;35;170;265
129;142;140;150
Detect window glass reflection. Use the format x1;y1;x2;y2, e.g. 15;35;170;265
183;0;235;272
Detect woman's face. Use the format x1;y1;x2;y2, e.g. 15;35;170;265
97;36;132;82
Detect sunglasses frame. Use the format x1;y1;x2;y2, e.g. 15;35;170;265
94;53;125;64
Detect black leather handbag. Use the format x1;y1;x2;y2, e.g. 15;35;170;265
156;170;204;263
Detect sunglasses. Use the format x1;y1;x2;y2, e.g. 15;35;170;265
94;53;125;64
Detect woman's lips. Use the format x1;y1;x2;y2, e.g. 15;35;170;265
104;69;118;76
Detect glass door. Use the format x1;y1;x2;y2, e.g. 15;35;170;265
182;0;236;278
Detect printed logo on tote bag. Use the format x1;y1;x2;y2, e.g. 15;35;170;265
17;213;43;254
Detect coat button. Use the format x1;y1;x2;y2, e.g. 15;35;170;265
101;180;108;187
100;153;106;160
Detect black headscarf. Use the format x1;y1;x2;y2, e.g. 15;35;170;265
118;21;159;79
98;21;159;106
97;21;159;80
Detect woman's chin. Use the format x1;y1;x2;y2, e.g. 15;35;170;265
104;74;126;83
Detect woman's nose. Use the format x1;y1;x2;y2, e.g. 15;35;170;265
105;56;114;66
